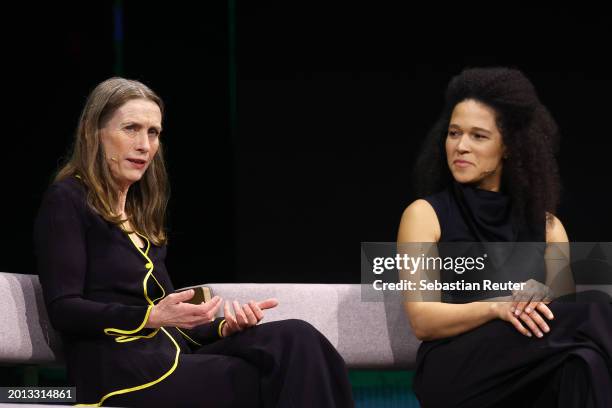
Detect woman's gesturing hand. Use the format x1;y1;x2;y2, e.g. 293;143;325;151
491;298;554;338
221;298;279;337
146;289;223;329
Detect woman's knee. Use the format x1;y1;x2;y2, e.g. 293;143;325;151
568;348;608;378
270;318;323;340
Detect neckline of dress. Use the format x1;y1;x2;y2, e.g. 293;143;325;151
451;180;515;241
119;225;150;253
461;182;507;196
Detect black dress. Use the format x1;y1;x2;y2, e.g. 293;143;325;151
412;181;612;407
33;176;354;408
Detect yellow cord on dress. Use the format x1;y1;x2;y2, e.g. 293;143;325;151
218;319;227;338
79;233;181;406
103;231;164;342
175;327;202;347
74;327;181;407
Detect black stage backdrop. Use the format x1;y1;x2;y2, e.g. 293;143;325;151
3;2;611;288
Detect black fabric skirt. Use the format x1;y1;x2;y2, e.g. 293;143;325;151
413;290;612;407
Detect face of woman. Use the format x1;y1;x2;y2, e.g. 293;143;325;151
445;99;506;191
99;98;162;190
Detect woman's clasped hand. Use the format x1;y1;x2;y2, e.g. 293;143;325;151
491;279;555;338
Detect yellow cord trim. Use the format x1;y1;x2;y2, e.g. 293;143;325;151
103;305;153;338
218;319;227;338
102;231;166;343
132;231;167;303
74;327;181;407
148;271;166;303
175;327;202;347
113;328;161;343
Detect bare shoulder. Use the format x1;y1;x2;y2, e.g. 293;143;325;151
545;212;569;243
397;199;441;242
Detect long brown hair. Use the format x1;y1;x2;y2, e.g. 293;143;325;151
55;77;169;246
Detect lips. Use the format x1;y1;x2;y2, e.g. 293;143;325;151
453;159;472;169
127;158;146;164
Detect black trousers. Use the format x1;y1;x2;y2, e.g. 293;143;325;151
108;319;355;408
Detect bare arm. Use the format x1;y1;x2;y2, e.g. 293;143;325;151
544;213;575;298
398;200;497;341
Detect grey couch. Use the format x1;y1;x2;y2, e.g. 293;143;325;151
0;272;420;406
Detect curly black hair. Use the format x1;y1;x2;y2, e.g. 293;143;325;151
412;67;561;233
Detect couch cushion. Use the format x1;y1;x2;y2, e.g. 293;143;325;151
0;272;63;364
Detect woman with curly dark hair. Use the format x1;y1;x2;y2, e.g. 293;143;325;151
398;67;612;407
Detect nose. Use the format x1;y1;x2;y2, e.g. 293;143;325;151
134;130;150;153
455;134;470;153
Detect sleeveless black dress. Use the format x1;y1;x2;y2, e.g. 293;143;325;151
412;181;612;407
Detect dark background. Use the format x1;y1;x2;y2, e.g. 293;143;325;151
3;2;611;289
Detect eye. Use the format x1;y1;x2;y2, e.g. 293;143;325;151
125;124;138;132
447;130;460;137
148;128;160;138
473;134;488;140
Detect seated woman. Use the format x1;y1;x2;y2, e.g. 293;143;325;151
34;77;354;407
398;67;612;407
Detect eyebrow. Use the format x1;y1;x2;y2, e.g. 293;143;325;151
121;121;163;132
449;124;492;134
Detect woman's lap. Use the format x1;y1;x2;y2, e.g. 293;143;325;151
110;319;351;408
414;297;612;407
106;320;320;407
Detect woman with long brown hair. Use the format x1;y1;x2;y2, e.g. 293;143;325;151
34;77;354;407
